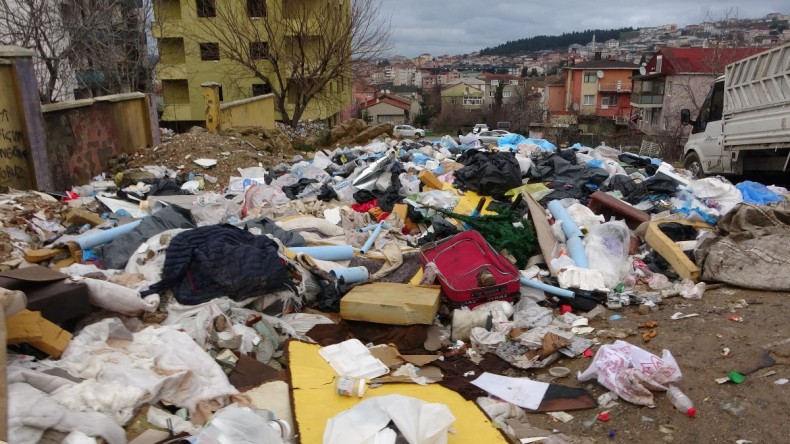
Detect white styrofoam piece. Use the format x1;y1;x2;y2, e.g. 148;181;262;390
557;266;609;292
318;339;389;379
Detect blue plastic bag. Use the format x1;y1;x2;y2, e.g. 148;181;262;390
736;181;783;205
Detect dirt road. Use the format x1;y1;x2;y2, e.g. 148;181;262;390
526;286;789;443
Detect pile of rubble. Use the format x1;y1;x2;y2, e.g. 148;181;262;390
3;128;790;443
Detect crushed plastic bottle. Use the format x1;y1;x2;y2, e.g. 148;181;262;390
666;385;696;417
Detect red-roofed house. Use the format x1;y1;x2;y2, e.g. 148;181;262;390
630;47;767;138
358;93;418;125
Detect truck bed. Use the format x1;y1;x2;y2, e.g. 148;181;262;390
724;43;790;149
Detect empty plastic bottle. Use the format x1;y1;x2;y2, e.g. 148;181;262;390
666;385;696;417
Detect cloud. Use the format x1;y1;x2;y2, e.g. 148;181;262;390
378;0;788;56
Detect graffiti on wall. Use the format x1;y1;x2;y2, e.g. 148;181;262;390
0;106;32;188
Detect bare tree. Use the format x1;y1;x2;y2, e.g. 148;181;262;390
0;0;151;103
506;86;542;133
185;0;391;127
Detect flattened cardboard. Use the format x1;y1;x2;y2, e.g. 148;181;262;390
522;190;560;277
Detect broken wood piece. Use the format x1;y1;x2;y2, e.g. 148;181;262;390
645;220;712;282
6;309;72;357
23;248;67;263
6;309;44;344
65;208;106;227
418;169;444;190
340;282;441;325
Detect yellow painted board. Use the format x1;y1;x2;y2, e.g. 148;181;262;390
6;310;44;344
287;341;508;444
451;189;498;216
644;220;712;282
340;282;441;325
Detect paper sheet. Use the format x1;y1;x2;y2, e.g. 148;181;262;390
471;372;549;410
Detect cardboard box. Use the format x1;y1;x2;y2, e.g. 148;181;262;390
340;282;441;325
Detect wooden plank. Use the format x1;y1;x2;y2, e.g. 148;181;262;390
24;248;67;263
645;221;712;282
65;208;106;227
6;309;44;344
340;282;441;325
418;169;444;190
28;315;72;357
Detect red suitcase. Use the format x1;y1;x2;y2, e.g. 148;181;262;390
420;230;521;308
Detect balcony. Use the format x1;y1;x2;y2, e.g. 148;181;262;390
151;20;184;38
598;82;631;93
630;93;664;106
157;64;188;80
161;104;193;121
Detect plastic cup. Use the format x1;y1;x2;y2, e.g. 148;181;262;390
336;376;368;397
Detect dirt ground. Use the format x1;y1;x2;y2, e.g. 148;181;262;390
525;286;789;443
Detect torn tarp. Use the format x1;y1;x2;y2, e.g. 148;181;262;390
454;151;522;197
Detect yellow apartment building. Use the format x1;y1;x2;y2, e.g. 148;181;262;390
152;0;351;125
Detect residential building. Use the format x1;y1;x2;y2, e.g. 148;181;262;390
440;81;484;110
562;58;639;125
358;93;417;125
153;0;350;125
630;47;767;137
481;73;525;110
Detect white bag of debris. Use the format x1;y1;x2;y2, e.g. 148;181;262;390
578;340;681;406
583;220;631;288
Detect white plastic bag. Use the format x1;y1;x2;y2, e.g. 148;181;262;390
195;404;285;444
578;340;682;406
583;221;631;288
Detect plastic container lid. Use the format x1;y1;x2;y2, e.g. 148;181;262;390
318;339;389;379
686;407;697;417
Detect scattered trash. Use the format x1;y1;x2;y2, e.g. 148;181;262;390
666;385;696;417
547;411;574;423
597;412;610;422
670;312;699;320
727;371;745;384
720;402;745;416
728;315;744;322
775;378;789;385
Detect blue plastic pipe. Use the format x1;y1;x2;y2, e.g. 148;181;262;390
359;222;383;254
547;200;589;269
77;219;143;250
520;277;575;299
566;237;589;269
290;245;354;261
547;200;583;239
330;266;370;283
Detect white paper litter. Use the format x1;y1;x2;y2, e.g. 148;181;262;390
318;339;389;379
471;372;549;410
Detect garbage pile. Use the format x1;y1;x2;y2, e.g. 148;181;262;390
3;128;789;443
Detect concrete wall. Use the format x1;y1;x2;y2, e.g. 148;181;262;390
0;60;35;189
202;82;275;132
220;94;276;130
42;93;159;190
0;46;52;191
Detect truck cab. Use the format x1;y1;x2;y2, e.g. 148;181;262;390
681;42;790;179
680;77;727;177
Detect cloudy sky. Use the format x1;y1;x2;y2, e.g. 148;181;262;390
377;1;788;57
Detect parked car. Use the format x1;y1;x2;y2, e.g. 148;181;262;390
476;130;505;144
472;123;489;134
490;129;511;136
496;121;511;131
393;124;425;139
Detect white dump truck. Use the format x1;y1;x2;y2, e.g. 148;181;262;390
680;42;790;177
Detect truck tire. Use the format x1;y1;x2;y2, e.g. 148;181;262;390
684;152;705;178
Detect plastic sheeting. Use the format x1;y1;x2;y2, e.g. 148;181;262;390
97;205;197;270
736;180;784;205
323;395;455;444
583;221;631;288
49;318;240;421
